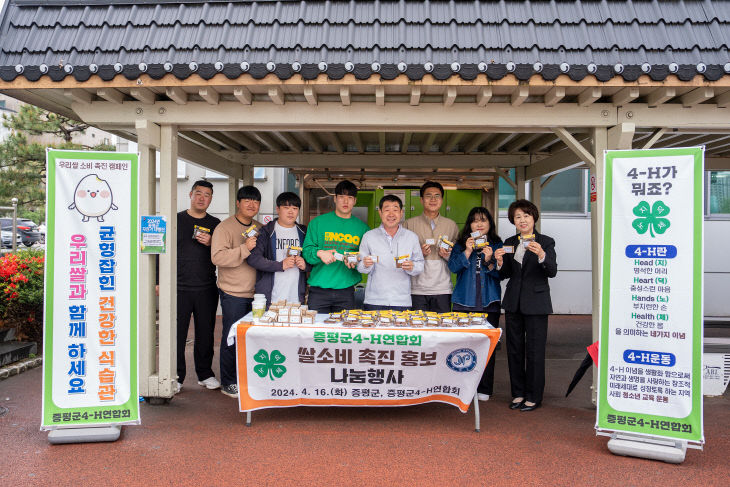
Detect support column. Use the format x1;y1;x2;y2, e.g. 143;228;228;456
590;127;607;405
590;123;634;404
157;124;178;398
242;165;254;186
490;176;500;235
135;120;159;397
531;178;542;233
299;177;311;225
515;166;527;200
228;177;240;216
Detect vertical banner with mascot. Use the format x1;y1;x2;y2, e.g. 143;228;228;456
42;149;140;429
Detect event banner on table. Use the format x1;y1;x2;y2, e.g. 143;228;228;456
597;147;703;444
41;149;140;429
235;324;501;412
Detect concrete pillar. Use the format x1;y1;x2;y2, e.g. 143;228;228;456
135;120;159;398
590;127;608;405
532;178;543;233
515;166;527;200
228;178;240;216
299;179;311;225
157;124;178;398
242;165;254;186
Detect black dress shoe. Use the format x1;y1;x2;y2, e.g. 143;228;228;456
509;400;524;410
520;402;541;412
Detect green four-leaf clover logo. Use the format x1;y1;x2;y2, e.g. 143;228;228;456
632;200;670;238
253;349;287;380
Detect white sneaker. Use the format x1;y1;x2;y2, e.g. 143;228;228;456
478;393;490;402
197;377;221;390
175;381;183;393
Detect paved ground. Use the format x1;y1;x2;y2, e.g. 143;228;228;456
1;315;728;486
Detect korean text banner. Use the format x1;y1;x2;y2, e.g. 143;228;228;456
236;324;500;412
42;149;140;429
597;147;703;444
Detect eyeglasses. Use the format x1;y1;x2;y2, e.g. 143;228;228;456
423;194;442;200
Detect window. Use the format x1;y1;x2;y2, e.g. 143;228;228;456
498;168;516;211
708;171;730;215
540;168;587;213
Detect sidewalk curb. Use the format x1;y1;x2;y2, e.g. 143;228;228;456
0;356;42;380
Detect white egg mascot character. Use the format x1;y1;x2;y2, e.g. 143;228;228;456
68;174;119;222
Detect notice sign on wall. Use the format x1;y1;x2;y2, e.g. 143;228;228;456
42;149;140;429
597;147;703;445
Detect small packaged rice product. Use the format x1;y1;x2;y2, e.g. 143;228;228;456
426;317;441;327
193;225;211;239
290;315;302;324
475;235;489;249
344;251;360;265
425;238;436;246
368;255;379;263
503;245;515;254
243;224;259;239
438;235;454;250
520;233;535;248
302;314;314;324
333;252;344;261
287;246;302;257
394;254;410;268
259;316;274;324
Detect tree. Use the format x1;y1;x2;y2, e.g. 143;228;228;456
0;104;115;222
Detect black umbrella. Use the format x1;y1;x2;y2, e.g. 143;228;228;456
565;341;599;397
565;352;594;397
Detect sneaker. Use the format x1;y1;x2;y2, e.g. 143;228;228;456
477;393;490;402
175;381;183;393
197;377;221;390
221;384;239;398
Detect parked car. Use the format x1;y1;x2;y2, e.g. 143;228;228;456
38;222;46;243
0;218;42;247
1;229;23;249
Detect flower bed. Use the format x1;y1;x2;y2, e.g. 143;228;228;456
0;250;45;347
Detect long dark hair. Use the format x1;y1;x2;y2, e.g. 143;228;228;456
457;207;502;248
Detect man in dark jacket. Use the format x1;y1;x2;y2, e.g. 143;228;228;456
248;192;311;305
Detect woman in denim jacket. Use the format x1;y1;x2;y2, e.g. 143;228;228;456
448;207;503;402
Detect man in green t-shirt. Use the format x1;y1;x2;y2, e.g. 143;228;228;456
302;180;370;313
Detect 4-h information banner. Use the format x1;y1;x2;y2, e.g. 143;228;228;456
597;147;703;445
41;149;140;429
235;324;501;412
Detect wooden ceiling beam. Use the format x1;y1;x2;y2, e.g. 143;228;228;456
165;86;188;105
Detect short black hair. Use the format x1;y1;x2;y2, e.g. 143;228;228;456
335;180;358;198
420;181;444;198
508;199;540;224
236;185;261;202
276;191;301;208
191;180;213;193
378;194;403;210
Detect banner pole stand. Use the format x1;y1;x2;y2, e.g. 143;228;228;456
245;411;252;427
47;425;121;444
607;431;686;464
473;393;480;433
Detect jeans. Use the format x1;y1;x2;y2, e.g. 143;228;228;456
218;290;252;387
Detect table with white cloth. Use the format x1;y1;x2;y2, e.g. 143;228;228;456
227;313;501;431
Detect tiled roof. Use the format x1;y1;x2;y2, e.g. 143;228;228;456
1;0;729;84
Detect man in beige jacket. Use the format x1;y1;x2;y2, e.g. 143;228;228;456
404;181;458;313
211;185;262;398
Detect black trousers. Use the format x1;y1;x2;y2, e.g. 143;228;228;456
505;312;548;404
411;294;452;313
363;304;410;311
177;286;219;383
453;305;500;396
307;286;355;314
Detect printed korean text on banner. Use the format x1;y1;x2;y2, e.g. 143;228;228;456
42;149;140;429
235;324;501;412
597;147;703;445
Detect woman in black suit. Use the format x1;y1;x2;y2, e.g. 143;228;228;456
494;200;557;412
